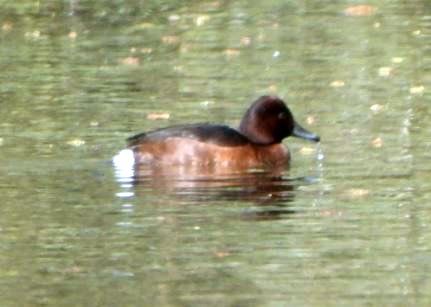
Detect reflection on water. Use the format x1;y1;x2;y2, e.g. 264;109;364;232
113;155;323;220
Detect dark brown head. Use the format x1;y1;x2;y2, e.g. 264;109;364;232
239;96;320;145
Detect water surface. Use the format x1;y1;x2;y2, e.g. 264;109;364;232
0;1;430;306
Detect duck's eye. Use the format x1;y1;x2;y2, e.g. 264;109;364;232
278;112;287;119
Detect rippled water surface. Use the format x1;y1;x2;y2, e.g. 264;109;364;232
1;1;430;306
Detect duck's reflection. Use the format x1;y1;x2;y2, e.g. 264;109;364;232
114;163;311;220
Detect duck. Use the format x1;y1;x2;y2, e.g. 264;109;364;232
114;95;320;170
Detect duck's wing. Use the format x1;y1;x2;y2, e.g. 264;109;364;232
127;123;250;147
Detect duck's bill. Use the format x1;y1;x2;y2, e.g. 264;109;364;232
292;122;320;142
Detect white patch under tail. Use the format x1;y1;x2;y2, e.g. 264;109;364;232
113;149;135;181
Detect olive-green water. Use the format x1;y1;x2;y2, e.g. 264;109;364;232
1;1;430;306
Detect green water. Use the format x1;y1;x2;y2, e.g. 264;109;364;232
1;0;430;306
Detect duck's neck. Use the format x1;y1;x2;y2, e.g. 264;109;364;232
238;127;278;146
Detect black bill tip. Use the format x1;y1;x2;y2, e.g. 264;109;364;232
292;122;320;142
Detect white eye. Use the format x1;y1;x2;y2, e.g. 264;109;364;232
278;112;287;119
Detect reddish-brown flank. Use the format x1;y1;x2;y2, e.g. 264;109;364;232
133;137;290;168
